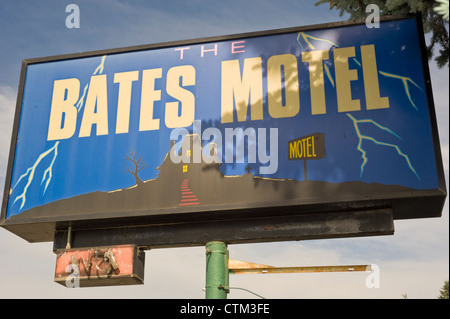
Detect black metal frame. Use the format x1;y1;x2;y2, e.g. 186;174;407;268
1;14;446;246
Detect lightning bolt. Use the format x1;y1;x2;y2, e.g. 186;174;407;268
76;55;107;113
76;84;88;113
10;55;108;213
347;114;420;180
41;142;59;193
93;55;106;75
296;32;339;50
12;141;60;210
296;32;361;87
379;71;424;111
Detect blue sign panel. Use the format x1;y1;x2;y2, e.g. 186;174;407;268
1;16;446;242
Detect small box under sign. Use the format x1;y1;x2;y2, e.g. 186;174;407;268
54;245;145;287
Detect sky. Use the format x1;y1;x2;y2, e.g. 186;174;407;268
0;0;448;299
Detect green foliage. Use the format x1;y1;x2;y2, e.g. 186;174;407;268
438;280;449;299
434;0;449;21
315;0;449;68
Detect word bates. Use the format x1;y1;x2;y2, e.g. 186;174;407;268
47;44;389;141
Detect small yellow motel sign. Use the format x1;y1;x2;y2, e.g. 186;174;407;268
288;133;325;161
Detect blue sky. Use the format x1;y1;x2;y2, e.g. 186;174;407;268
0;0;448;299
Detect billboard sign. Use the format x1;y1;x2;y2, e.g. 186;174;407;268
1;16;446;243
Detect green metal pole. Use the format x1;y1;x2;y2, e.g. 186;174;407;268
205;241;229;299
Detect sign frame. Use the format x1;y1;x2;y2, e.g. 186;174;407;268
1;14;446;245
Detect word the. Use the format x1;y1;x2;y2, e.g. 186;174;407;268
174;40;246;59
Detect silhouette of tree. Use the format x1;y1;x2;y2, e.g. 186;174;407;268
438;280;449;299
123;150;148;186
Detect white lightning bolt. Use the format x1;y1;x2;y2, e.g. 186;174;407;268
12;141;60;210
347;114;420;180
93;55;106;75
41;142;59;194
76;84;89;113
10;55;108;213
379;71;424;111
76;55;107;113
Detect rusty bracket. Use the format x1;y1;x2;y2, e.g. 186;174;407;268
228;259;371;275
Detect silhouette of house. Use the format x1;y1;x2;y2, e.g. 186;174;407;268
155;134;223;202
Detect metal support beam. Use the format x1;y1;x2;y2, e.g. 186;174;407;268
228;259;371;275
53;208;394;251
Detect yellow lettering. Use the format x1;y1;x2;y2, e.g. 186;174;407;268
361;45;389;110
334;47;360;112
114;71;139;134
47;78;80;141
290;142;296;159
312;136;316;157
165;65;196;128
221;57;263;123
306;137;312;157
79;74;109;137
297;140;302;158
302;50;329;115
139;68;162;131
267;54;300;119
